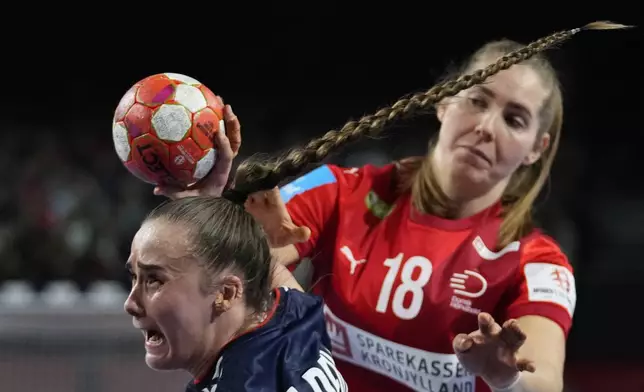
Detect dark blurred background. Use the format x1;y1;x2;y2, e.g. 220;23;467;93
0;8;641;392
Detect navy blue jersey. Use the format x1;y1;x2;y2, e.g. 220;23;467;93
186;287;348;392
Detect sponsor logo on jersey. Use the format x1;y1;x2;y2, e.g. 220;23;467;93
280;165;337;203
448;269;488;315
324;305;476;392
340;245;367;275
524;263;577;317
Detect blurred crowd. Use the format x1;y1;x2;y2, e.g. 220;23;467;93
1;118;640;295
0;130;156;290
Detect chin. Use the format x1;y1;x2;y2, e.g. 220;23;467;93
464;170;492;187
145;353;181;372
452;164;490;186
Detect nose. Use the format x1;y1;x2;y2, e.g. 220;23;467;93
474;112;498;143
124;286;145;318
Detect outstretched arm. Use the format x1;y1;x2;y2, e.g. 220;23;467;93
453;313;566;392
494;315;565;392
455;236;575;392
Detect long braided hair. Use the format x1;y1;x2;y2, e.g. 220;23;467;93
226;21;631;245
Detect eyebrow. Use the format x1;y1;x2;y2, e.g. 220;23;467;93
125;260;166;274
477;86;533;120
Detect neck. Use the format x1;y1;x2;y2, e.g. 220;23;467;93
412;152;506;219
188;304;265;381
450;191;503;219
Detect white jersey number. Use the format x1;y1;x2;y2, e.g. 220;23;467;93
375;253;433;320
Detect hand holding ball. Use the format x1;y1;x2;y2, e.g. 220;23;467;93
112;73;225;187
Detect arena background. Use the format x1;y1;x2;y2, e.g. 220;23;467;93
0;8;641;392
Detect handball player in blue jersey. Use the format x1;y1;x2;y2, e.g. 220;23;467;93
124;111;347;392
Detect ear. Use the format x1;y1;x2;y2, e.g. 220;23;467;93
523;133;550;165
213;275;245;313
436;101;447;123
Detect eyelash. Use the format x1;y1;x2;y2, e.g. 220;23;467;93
129;272;162;288
468;97;486;108
467;97;527;129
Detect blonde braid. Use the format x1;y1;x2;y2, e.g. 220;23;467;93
228;21;631;201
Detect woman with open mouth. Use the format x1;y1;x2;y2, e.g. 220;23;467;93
123;197;346;390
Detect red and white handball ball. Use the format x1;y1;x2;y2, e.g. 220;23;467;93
112;72;225;187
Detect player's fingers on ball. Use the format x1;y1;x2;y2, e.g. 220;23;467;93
155;185;180;198
210;136;233;181
224;105;242;155
478;312;501;337
175;190;199;199
499;319;526;350
224;104;239;131
213;125;233;160
452;334;474;353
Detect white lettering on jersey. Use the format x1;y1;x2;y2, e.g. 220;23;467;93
324;305;476;391
449;295;482;315
287;349;348;392
524;263;577;317
340;245;366;275
472;236;520;260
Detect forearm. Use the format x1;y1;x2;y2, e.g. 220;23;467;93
486;370;562;392
270;262;303;291
270;245;301;266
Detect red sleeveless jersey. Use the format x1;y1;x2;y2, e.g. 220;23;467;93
280;163;576;392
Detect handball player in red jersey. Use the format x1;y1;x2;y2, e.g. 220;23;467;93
250;40;577;392
156;23;630;392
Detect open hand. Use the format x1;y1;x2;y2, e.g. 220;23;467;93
244;187;311;248
453;312;535;389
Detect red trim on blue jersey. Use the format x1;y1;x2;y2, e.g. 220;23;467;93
193;288;282;384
